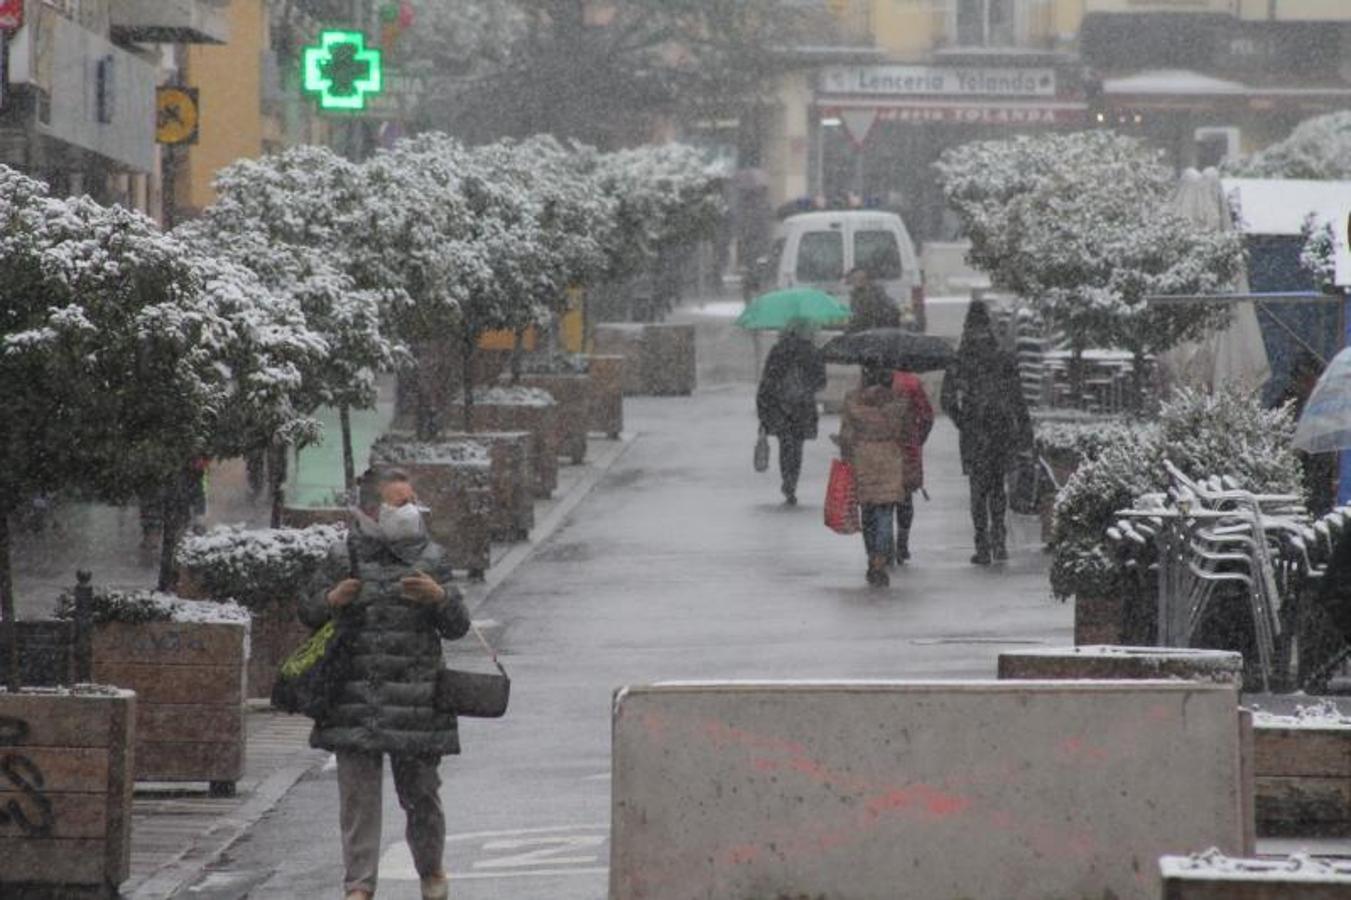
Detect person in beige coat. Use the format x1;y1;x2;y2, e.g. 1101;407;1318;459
839;364;911;586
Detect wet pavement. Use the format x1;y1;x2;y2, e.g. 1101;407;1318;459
177;305;1071;899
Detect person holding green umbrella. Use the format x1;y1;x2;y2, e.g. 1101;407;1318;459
736;287;851;331
756;319;828;505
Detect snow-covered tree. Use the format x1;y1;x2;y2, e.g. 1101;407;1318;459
1227;111;1351;181
937;132;1245;407
1300;214;1337;292
0;167;238;685
197;147;407;486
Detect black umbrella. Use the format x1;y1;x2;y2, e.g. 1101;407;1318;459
820;328;955;372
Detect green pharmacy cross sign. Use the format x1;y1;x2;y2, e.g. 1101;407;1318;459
303;30;383;112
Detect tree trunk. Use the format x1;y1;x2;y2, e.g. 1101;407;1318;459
157;471;189;592
339;404;356;492
269;443;286;529
1069;343;1086;411
1130;348;1148;413
462;328;477;434
0;511;18;692
509;328;526;386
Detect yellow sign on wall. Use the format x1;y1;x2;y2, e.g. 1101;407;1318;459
156;87;200;145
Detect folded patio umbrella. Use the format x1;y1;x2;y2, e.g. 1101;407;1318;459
735;288;850;331
819;328;955;373
1294;347;1351;453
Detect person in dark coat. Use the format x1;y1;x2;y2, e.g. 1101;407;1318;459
941;301;1032;565
302;467;470;900
846;267;901;333
756;320;827;505
891;370;935;564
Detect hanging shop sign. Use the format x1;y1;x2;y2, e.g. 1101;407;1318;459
820;65;1057;98
156;86;199;145
302;29;384;112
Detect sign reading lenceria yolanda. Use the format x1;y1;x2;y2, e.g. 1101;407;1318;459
302;30;383;112
820;65;1056;98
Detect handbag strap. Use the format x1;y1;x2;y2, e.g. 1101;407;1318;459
469;623;508;679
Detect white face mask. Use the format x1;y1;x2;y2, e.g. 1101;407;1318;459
352;501;426;544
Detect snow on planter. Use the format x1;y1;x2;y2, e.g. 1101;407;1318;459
177;524;342;698
439;431;536;542
55;589;250;792
1251;701;1351;839
0;685;136;892
371;435;494;580
458;387;560;498
1161;848;1351;896
518;371;591;464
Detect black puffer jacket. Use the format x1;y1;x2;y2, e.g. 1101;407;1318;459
300;531;471;756
757;334;827;440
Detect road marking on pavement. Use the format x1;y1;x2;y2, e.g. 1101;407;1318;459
380;824;609;881
583;772;611;781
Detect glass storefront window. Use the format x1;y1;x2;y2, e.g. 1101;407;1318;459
795;231;844;282
956;0;1017;47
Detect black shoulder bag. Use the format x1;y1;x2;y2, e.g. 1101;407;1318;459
437;625;511;718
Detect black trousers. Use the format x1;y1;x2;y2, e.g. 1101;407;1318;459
779;437;804;496
969;467;1007;551
895;492;915;548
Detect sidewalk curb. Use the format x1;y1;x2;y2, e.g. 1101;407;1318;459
127;751;326;899
129;433;636;898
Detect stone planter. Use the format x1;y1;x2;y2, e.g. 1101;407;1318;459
92;621;247;795
586;354;625;439
0;687;135;897
438;432;534;542
1253;712;1351;838
518;373;590;464
279;505;348;530
1074;590;1124;646
247;599;311;701
462;390;560;499
998;646;1245;686
593;323;696;396
371;439;495;580
1161;852;1351;899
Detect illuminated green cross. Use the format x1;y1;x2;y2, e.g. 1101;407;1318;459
303;30;383;112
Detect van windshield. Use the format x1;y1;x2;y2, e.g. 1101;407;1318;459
795;231;844;283
855;230;903;280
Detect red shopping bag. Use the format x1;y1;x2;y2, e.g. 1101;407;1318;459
824;458;861;535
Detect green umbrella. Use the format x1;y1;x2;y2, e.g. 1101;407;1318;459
735;288;850;331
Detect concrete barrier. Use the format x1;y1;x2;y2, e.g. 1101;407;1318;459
612;681;1249;900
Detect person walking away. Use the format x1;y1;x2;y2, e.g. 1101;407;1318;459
839;364;911;586
757;321;828;505
891;370;935;564
846;267;901;333
941;301;1032;565
302;467;471;900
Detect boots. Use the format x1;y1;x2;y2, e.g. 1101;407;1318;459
971;530;991;566
421;873;450;900
895;528;911;564
866;556;891;587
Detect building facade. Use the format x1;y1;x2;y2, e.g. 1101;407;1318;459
765;0;1351;245
0;0;228;216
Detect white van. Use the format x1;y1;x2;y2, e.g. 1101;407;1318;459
771;210;924;328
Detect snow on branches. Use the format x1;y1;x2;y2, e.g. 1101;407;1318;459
1228;111;1351;181
937;132;1245;369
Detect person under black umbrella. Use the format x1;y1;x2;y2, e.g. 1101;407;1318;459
941;301;1032;565
756;320;828;505
846;267;901;333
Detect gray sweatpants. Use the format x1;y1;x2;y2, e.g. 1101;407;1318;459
338;750;445;894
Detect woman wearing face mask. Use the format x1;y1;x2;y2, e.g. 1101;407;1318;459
300;467;472;900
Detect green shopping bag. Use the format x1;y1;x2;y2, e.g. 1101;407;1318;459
272;619;352;720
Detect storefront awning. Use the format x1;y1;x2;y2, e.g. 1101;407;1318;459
1104;68;1351;109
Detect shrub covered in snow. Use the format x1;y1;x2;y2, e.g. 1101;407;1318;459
177;524;343;610
1035;419;1150;465
1050;390;1302;598
937;132;1246;401
1227;111;1351;181
369;436;492;467
56;588;251;627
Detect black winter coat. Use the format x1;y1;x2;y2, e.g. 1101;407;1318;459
757;335;827;440
300;531;471;757
941;332;1032;477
